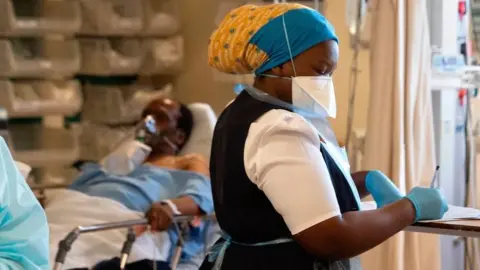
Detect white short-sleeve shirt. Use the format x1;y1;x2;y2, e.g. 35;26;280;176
244;109;341;234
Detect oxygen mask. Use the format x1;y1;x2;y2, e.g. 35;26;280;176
140;115;178;153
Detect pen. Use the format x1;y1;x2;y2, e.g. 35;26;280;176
430;166;440;188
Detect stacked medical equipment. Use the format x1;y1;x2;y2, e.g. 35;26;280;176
0;0;83;185
0;0;183;185
76;0;183;163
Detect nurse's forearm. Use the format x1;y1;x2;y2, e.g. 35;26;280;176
294;198;415;261
331;199;415;259
351;171;369;198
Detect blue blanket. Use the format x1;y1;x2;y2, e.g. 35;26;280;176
69;163;214;263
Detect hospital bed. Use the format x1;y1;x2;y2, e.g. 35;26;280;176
52;215;218;270
28;103;220;270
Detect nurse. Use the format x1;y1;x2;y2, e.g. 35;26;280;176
202;3;448;270
0;137;49;269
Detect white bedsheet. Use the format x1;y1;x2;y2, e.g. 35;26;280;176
45;189;171;269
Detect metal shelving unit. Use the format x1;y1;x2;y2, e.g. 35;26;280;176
0;0;183;184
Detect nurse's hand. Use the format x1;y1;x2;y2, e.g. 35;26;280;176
146;202;174;231
365;170;403;208
405;187;449;222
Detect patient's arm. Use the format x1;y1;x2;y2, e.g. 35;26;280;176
147;196;203;231
147;158;213;231
168;196;204;215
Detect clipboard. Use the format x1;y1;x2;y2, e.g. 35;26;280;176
361;201;480;238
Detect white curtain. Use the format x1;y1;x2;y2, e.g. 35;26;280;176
470;150;480;269
359;0;441;270
470;95;480;269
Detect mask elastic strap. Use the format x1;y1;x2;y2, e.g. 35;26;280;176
260;74;292;80
281;14;296;77
162;136;179;153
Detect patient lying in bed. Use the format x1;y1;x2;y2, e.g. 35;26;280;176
45;98;214;270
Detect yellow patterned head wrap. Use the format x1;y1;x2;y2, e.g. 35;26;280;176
208;3;338;75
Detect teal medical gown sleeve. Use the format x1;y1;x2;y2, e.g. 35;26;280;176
0;138;49;270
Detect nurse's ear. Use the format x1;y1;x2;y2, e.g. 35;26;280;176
278;61;296;78
270;65;283;76
275;63;295;103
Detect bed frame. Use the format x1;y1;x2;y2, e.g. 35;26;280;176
51;213;216;270
29;184;217;270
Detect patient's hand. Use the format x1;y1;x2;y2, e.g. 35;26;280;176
146;202;174;231
133;225;148;236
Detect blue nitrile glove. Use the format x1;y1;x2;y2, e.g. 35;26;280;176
365;170;403;208
405;187;449;222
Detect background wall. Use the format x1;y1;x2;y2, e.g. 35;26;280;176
175;0;371;143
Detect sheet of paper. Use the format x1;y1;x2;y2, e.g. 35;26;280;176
360;201;377;211
420;205;480;223
360;201;480;223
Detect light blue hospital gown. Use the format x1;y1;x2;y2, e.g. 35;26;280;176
0;138;50;270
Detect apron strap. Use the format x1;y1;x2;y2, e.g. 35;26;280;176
207;232;293;270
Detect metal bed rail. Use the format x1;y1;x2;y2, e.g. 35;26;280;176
53;214;217;270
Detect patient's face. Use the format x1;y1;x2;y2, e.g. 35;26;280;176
143;98;181;128
142;98;185;155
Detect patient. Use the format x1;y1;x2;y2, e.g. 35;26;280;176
46;97;214;270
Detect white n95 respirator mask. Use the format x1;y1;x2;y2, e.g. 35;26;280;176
101;140;152;176
292;76;336;119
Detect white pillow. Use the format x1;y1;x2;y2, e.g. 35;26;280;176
15;161;32;179
179;103;217;161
